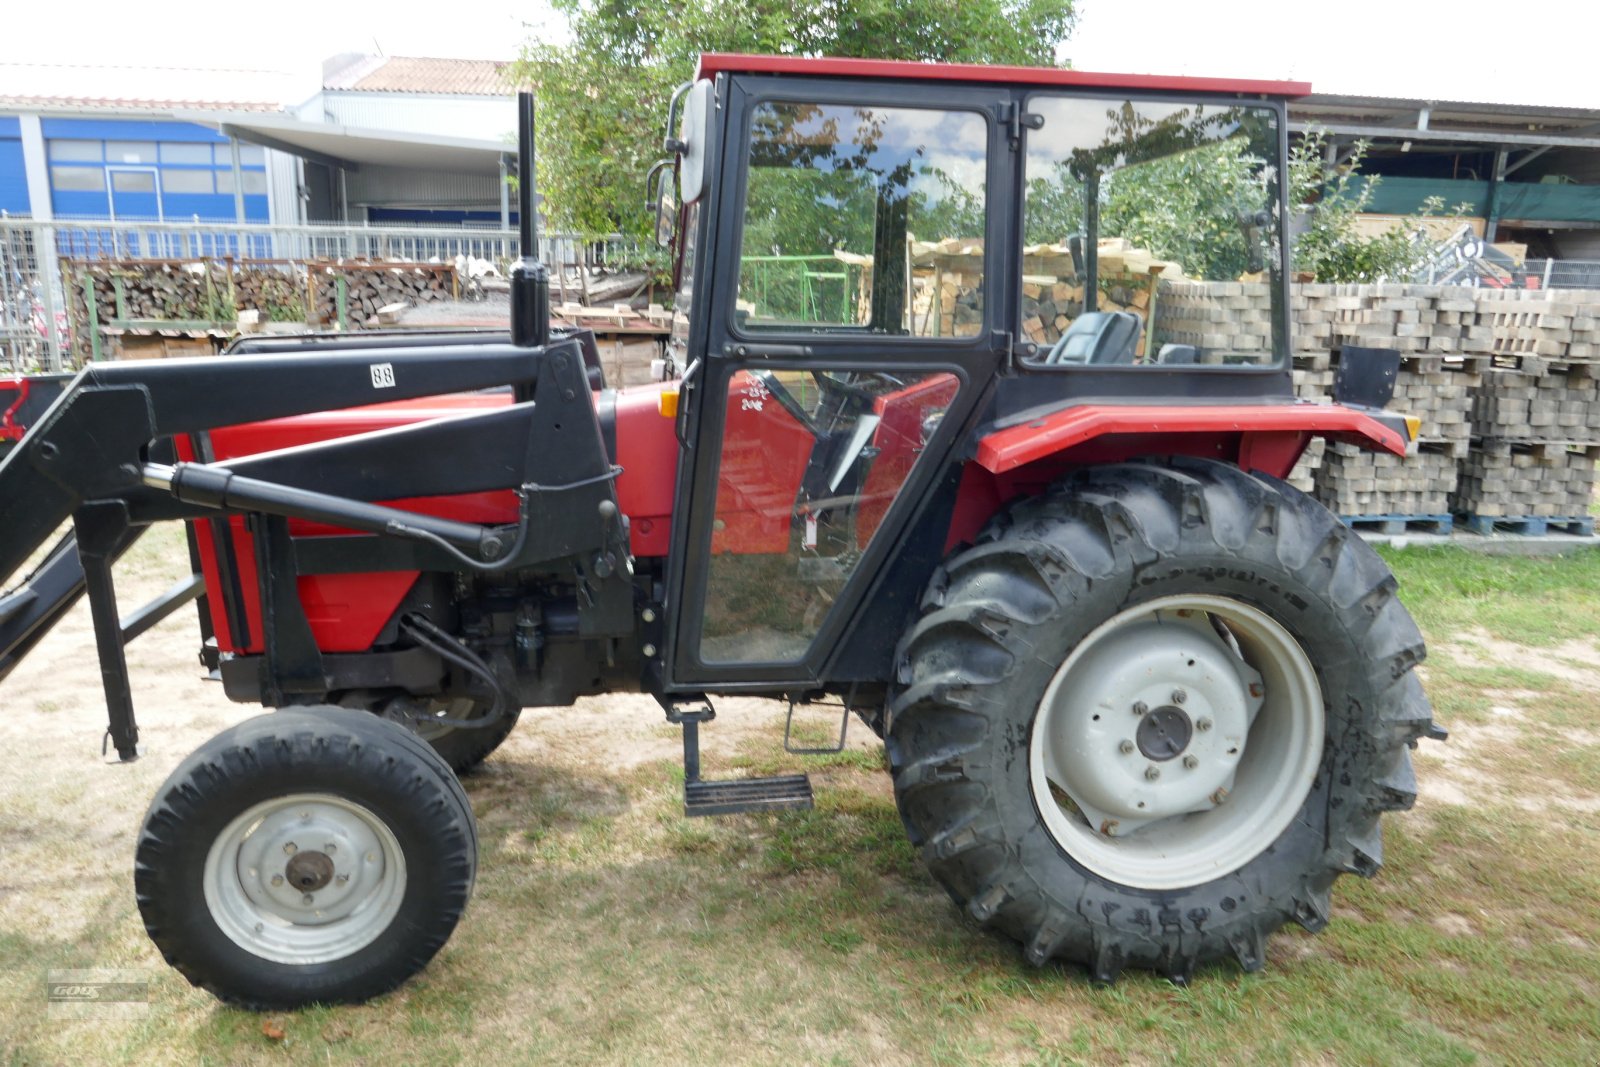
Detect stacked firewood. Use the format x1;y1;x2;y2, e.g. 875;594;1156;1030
308;263;458;330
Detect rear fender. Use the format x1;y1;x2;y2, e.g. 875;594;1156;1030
948;402;1414;549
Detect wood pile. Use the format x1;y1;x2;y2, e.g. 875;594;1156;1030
308;262;458;330
62;260;307;361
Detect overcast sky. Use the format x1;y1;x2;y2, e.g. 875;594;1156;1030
2;0;1596;110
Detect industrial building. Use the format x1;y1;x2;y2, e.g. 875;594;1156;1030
0;55;516;228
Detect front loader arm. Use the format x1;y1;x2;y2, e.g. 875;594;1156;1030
0;335;627;761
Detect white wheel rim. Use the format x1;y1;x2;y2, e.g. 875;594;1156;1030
1028;594;1324;890
202;792;407;965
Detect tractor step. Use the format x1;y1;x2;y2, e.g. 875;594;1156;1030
684;774;813;817
660;694;816;817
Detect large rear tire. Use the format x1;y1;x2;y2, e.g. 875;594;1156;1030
134;707;477;1008
886;458;1434;981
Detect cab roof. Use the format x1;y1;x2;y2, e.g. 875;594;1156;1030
696;53;1310;99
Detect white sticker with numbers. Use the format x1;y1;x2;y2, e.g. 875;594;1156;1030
370;362;396;389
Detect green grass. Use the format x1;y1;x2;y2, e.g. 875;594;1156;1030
3;545;1600;1065
1378;543;1600;645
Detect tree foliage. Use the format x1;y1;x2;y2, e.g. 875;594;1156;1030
1288;129;1453;283
511;0;1077;239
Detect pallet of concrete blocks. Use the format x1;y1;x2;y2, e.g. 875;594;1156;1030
1450;441;1599;535
1150;281;1274;362
1287;437;1326;495
1312;443;1458;534
1470;363;1600;443
1472;288;1596;368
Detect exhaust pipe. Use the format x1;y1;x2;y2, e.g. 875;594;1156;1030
509;90;551;349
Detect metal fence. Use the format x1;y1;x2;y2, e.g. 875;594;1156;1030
0;215;644;372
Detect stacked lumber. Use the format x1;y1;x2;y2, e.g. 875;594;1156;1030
308;262;457;330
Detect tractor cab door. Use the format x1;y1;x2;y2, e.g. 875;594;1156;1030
665;75;1009;688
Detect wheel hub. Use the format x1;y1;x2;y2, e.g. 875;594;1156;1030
1136;705;1192;760
285;850;335;892
1037;611;1263;835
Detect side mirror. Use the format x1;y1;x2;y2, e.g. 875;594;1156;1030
645;159;677;250
677;81;712;204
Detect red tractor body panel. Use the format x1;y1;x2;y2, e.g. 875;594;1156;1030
0;377;28;443
696;53;1311;97
185;385;686;654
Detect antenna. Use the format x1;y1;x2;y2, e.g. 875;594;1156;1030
510;90;549;348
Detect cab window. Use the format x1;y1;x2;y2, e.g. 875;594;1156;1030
735;102;987;337
1019;96;1284;368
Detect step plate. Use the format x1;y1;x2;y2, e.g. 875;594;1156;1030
684;774;813;817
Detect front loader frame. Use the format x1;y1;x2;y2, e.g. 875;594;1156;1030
0;331;630;760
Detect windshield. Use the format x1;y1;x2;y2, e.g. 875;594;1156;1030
1018;96;1285;368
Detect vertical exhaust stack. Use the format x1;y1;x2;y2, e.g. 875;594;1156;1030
510;91;550;348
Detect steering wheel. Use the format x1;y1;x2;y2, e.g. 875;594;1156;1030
749;369;903;438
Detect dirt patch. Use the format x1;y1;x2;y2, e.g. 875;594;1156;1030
1447;628;1600;688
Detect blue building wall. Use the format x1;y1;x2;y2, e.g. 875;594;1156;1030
2;117;270;222
0;116;28;215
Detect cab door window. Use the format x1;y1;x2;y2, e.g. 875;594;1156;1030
736;102;987;337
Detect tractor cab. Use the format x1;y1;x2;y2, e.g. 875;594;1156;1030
648;56;1343;693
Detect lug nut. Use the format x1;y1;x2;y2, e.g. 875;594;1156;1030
336;874;350;886
1133;701;1149;716
283;842;297;854
325;843;337;853
1196;717;1213;732
271;874;284;886
301;893;315;905
1171;689;1187;705
1118;739;1135;754
1144;766;1161;781
1211;787;1230;805
642;608;657;623
1183;755;1199;769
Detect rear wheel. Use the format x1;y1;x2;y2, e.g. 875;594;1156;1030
887;458;1434;981
391;695;520;776
135;707;477;1008
338;690;520;775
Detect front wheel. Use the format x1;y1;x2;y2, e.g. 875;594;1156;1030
886;458;1435;981
134;707;478;1008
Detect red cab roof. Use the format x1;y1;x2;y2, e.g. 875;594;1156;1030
696;53;1309;98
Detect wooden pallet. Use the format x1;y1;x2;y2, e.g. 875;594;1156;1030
1458;515;1596;537
1341;514;1454;535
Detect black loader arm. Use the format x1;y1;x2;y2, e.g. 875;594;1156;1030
0;335;629;760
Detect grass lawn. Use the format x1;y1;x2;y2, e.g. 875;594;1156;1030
1;532;1597;1066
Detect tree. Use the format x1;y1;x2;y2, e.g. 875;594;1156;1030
1288;129;1455;283
510;0;1077;240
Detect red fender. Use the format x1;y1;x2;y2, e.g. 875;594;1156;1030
948;402;1415;550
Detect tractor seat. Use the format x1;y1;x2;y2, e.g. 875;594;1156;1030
1045;311;1142;365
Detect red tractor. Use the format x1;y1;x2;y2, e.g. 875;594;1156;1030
0;54;1439;1007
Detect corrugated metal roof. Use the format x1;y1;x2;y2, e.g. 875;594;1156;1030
324;57;510;96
